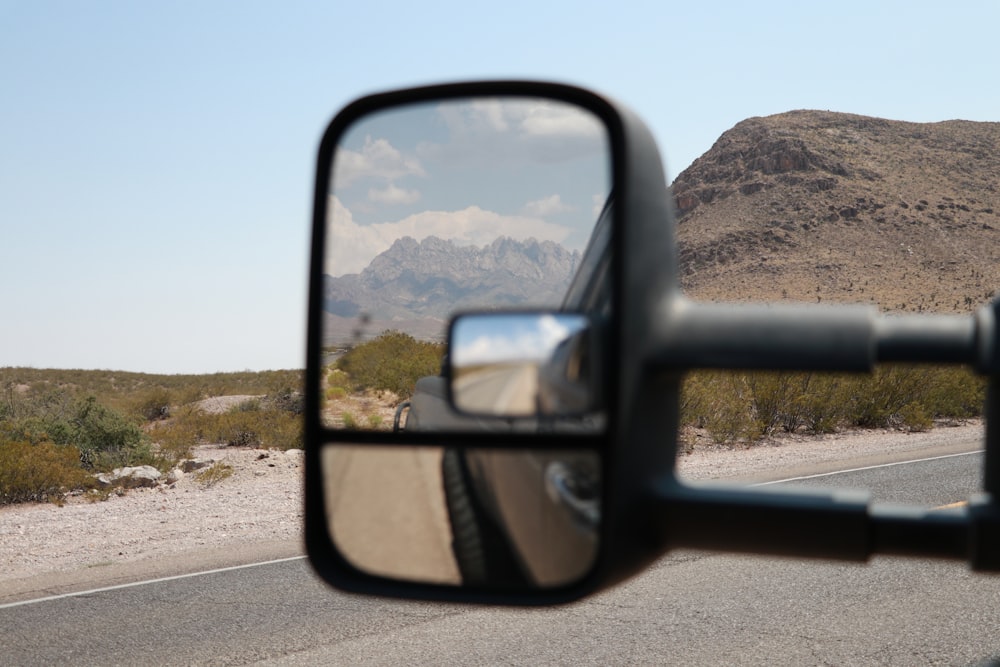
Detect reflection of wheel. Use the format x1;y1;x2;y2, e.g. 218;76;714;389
440;448;529;587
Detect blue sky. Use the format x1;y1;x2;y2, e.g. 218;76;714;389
2;1;998;373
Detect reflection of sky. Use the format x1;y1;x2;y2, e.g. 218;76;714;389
327;98;610;276
453;313;587;366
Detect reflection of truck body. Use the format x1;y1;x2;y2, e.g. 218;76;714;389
398;198;612;586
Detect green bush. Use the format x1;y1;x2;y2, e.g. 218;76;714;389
62;396;152;469
335;331;444;399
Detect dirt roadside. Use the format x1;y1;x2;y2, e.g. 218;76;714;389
0;421;984;604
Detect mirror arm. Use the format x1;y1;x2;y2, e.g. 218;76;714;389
652;300;878;372
652;300;985;371
647;482;973;562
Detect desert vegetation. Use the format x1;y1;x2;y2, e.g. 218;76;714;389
0;367;302;505
321;330;445;429
681;365;984;446
1;349;987;504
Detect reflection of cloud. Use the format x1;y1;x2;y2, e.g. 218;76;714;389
592;193;606;218
524;194;573;217
521;104;604;139
334;136;425;187
454;315;574;366
538;314;571;350
439;99;603;140
326;196;572;276
368;184;421;205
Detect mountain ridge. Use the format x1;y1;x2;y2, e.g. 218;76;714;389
672;109;1000;312
322;235;580;344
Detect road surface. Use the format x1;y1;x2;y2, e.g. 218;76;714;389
4;442;999;665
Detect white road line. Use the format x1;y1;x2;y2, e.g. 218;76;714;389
751;449;984;486
0;555;308;611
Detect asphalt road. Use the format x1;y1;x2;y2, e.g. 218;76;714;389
5;449;1000;665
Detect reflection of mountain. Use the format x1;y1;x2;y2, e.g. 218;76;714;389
323;236;581;344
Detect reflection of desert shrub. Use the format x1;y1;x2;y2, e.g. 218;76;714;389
0;440;91;504
326;386;347;400
336;331;444;399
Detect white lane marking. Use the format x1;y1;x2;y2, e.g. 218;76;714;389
0;555;307;610
751;450;983;487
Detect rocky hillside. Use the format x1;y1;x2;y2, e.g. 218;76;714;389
672;110;1000;313
322;236;580;344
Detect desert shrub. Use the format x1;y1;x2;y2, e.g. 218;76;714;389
682;372;762;444
336;331;444;398
919;366;984;419
341;411;357;429
231;398;262;413
264;388;304;415
1;394;150;470
367;414;384;429
681;365;983;445
0;440;91;504
794;374;849;434
326;386;347;400
194;461;234;488
61;396;152;469
152;403;302;452
130;387;173;422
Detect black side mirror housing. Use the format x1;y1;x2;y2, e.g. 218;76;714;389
305;80;1000;606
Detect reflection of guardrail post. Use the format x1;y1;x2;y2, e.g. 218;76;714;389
393;401;411;433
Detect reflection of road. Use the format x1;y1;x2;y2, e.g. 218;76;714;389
453;363;538;415
321;446;460;585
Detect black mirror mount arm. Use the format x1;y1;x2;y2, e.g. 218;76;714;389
632;293;1000;569
644;476;972;563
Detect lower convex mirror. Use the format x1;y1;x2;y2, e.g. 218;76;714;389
321;444;601;588
449;312;598;418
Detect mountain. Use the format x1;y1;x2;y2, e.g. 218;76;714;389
672;110;1000;313
322;236;580;344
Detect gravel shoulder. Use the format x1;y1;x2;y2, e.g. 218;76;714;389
0;421;984;604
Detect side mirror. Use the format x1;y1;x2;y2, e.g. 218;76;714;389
307;80;1000;608
449;312;601;419
304;82;625;603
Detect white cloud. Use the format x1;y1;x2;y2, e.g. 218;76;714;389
325;196;573;276
524;194;573;217
368;183;421;205
333;135;425;187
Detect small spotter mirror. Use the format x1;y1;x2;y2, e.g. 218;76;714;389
449;312;598;418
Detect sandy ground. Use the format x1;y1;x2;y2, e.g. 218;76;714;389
0;420;984;603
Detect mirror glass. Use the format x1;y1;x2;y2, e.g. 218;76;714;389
320;96;611;431
322;444;600;588
450;312;594;418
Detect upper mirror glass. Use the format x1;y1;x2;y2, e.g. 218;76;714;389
321;97;611;430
